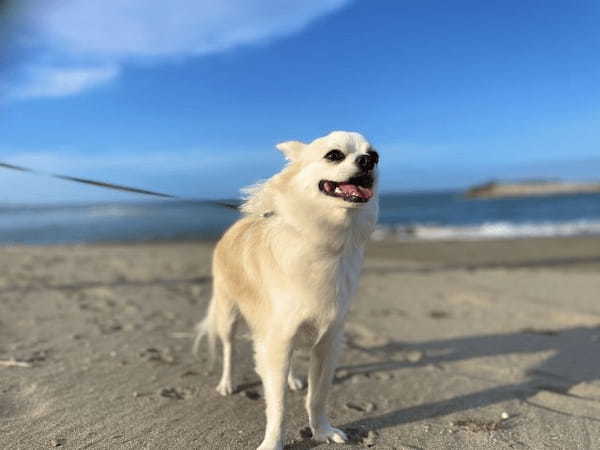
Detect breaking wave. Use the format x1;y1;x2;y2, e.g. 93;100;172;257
372;220;600;241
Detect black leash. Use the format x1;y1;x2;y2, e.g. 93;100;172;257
0;161;240;210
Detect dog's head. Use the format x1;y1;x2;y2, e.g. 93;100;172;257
276;131;379;209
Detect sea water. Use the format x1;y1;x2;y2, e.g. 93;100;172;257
1;192;600;245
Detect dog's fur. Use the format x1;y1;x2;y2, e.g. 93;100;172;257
194;131;379;450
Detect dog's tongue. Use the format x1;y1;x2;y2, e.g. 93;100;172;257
339;182;373;200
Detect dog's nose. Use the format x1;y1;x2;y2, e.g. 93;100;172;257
356;154;375;172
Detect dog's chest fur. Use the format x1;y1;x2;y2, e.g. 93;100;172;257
335;242;363;307
275;221;367;345
271;209;372;329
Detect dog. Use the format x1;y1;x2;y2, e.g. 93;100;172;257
194;131;379;450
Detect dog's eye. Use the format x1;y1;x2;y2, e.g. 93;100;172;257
324;149;345;162
367;149;379;165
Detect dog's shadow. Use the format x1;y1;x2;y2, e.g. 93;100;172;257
288;325;600;448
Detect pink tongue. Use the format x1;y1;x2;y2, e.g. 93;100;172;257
338;183;373;199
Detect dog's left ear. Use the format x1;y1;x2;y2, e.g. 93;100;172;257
276;141;305;161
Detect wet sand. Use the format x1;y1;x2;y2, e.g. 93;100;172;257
1;236;600;449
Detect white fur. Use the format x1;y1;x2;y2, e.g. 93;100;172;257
194;131;379;450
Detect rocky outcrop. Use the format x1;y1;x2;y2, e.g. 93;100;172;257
466;180;600;198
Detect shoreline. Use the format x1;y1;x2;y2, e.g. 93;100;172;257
2;234;599;268
2;231;600;246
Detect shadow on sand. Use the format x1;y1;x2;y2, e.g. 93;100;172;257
289;325;600;449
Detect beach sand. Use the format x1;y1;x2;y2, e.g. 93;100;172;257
2;236;600;449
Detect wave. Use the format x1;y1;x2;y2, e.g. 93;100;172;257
372;220;600;241
85;204;150;217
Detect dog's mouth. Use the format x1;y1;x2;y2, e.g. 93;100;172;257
318;174;374;203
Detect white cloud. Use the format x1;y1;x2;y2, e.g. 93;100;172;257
10;65;119;99
28;0;349;58
8;0;350;99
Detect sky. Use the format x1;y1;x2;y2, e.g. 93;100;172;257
1;0;599;204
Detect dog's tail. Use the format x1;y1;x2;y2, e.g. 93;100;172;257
192;299;218;368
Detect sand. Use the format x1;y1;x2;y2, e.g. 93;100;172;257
1;236;600;449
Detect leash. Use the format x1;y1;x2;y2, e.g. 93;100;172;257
0;161;240;210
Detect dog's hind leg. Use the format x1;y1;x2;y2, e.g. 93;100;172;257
215;296;238;396
287;352;305;391
305;327;347;444
255;332;294;450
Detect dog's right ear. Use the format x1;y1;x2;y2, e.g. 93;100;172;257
276;141;305;161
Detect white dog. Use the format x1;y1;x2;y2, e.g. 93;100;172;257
194;131;379;450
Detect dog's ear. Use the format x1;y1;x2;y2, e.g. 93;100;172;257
276;141;305;161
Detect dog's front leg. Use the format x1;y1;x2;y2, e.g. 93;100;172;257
255;334;293;450
306;327;347;443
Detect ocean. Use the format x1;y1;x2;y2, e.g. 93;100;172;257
1;192;600;245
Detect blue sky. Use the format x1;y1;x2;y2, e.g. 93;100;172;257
1;0;599;204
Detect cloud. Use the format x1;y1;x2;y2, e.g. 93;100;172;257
7;0;350;99
10;65;119;99
28;0;349;58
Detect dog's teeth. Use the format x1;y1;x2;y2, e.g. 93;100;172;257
335;187;342;194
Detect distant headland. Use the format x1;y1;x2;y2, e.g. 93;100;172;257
466;179;600;198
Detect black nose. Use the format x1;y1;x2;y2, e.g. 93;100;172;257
356;154;375;172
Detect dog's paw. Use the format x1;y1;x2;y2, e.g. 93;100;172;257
312;426;348;444
256;441;283;450
287;375;305;391
215;379;234;396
